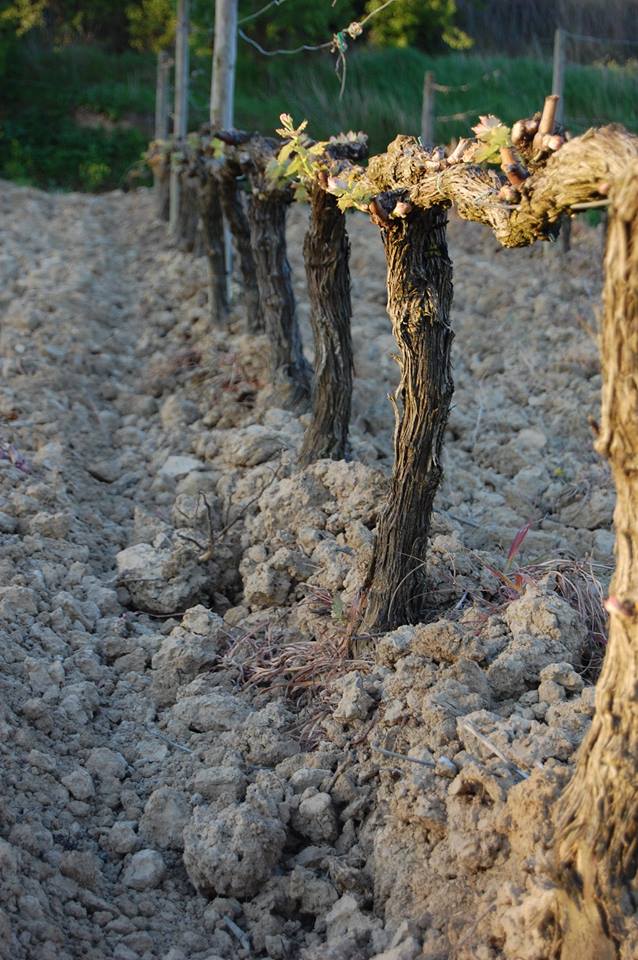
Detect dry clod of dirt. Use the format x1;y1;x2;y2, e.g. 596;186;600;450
183;795;288;898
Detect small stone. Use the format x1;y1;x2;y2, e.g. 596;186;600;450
333;672;374;722
292;793;338;843
537;679;566;704
435;756;458;779
61;768;95;801
539;662;585;693
135;739;168;762
113;945;139;960
28;749;57;774
183;800;286;898
0;512;17;534
87;459;120;483
519;689;539;705
116;540;208;615
159;455;204;481
289;769;332;794
191;767;247;806
159;396;199;429
30;511;71;538
264;934;291;960
121;849;165;891
223;424;288;467
592;528;614;560
60;850;101;888
532;701;548;720
86;747;128;781
325;893;382;942
107;821;139;856
0;586;38;617
122;931;154;954
140;787;190;851
181;604;218;635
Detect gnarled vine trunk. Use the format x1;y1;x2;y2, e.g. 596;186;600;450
362;203;453;632
218;163;263;334
198;174;229;326
299;186;353;464
177;171;205;256
547;168;638;960
156;166;170;222
247;188;311;410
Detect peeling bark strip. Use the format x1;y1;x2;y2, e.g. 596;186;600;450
362;204;453;631
198;174;229;326
545;167;638;960
217;163;263;334
247;185;311;411
299;186;353;464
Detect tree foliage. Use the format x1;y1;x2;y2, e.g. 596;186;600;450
364;0;472;51
238;0;357;49
0;0;131;49
126;0;175;52
0;0;49;35
0;0;471;53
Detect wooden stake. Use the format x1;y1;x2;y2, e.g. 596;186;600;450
210;0;237;130
210;0;237;301
169;0;190;236
154;50;171;142
154;50;172;218
421;71;435;150
552;28;571;253
552;27;566;127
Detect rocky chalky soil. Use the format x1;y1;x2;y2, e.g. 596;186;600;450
0;181;611;960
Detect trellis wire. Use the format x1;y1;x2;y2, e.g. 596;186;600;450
421;67;502;144
238;0;401;97
424;26;638;147
239;0;399;56
433;68;501;94
437;109;479;123
238;28;329;56
238;0;287;26
565;30;638;48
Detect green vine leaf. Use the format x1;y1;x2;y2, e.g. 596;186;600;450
471;115;512;165
268;114;371;212
211;137;225;160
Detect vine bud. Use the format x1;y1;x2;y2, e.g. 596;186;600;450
391;201;413;218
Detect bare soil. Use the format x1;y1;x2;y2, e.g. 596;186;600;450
0;181;611;960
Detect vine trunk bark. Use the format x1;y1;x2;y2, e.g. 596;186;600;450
548;168;638;959
299;186;353;464
177;170;202;253
218;164;263;334
156;166;170;222
362;204;453;632
247;189;311;410
198;174;229;326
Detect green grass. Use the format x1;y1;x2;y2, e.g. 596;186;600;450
265;47;638;151
2;40;638;192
